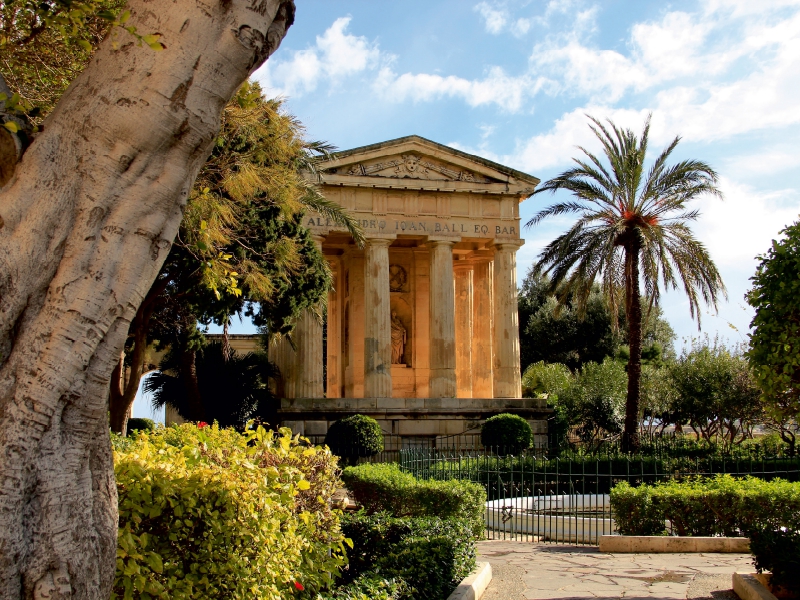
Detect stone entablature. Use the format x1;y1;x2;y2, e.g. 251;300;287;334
270;135;544;439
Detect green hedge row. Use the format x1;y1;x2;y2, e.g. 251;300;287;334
341;463;486;536
340;513;476;600
610;475;800;537
408;454;800;498
114;424;346;599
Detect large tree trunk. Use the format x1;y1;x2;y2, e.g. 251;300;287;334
0;2;295;598
622;237;642;452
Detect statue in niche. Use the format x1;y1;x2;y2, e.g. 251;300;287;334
391;311;407;365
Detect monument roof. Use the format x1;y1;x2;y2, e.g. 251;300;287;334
317;134;540;197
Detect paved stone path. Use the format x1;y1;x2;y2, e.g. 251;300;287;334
477;540;753;600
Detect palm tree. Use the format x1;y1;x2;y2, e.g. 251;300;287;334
527;115;726;451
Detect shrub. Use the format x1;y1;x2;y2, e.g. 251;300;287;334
114;423;346;599
481;413;532;453
326;414;384;466
341;513;476;600
748;527;800;594
315;574;408;600
126;417;155;435
341;463;486;536
610;475;800;537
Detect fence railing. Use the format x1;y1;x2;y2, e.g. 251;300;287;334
398;447;800;545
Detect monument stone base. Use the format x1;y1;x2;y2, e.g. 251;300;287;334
279;397;551;447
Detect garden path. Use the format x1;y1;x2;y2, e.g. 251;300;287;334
477;541;751;600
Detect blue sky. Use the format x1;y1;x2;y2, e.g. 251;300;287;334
134;0;800;419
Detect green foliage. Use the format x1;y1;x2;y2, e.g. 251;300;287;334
748;219;800;449
325;415;384;466
341;513;476;600
125;418;154;436
481;413;533;453
146;342;278;429
557;358;627;446
610;475;800;537
340;463;486;537
748;527;800;594
315;575;407;600
114;423;346;599
518;270;676;374
522;361;573;399
667;339;762;441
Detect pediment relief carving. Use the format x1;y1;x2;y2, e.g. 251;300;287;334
325;153;499;184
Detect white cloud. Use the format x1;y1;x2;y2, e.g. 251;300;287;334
374;66;547;112
511;18;531;36
254;17;381;97
692;178;798;267
474;2;508;34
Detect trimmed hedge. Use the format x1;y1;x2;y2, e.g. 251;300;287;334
326;414;384;466
126;417;155;435
481;413;532;453
341;513;476;600
611;475;800;537
114;423;347;599
316;574;408;600
414;454;800;500
341;463;486;536
748;527;800;594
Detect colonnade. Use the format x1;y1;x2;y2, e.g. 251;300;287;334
273;235;522;399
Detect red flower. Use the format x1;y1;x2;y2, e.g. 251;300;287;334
197;421;208;429
294;582;304;591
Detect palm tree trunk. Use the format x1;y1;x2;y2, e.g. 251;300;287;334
179;349;206;422
622;238;642;452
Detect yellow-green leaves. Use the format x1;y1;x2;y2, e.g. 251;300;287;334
113;424;346;599
2;121;19;133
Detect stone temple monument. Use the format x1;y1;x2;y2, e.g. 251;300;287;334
273;135;551;446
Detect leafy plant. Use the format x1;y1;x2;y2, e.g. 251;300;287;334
113;423;347;599
325;414;384;466
341;513;476;600
125;418;154;436
748;219;800;455
748;527;800;594
610;475;800;537
481;413;533;453
341;463;486;537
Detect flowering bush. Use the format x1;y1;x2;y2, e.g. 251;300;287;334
113;423;347;599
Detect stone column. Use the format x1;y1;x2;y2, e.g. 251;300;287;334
454;263;473;398
293;235;326;398
472;260;493;398
345;250;365;397
363;237;393;397
492;243;522;398
294;309;324;397
429;240;457;397
326;258;342;398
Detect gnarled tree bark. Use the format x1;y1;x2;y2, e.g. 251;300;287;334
0;1;295;598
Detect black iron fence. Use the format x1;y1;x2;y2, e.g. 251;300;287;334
397;448;800;545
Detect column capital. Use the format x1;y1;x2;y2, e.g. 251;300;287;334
311;234;326;248
492;239;525;251
453;260;475;272
426;237;458;246
364;234;396;246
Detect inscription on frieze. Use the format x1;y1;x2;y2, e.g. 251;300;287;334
306;216;518;237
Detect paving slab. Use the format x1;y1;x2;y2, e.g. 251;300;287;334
478;541;753;600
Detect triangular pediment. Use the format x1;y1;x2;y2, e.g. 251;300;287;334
316;135;540;196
